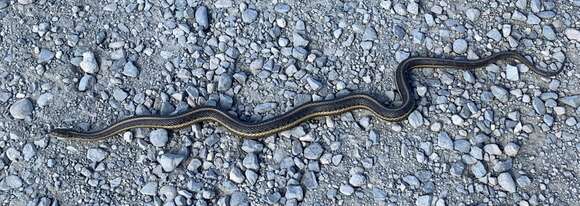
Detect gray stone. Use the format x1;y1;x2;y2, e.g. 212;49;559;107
285;185;304;200
241;140;264;153
532;97;546;115
37;93;53;107
274;3;290;13
229;166;245;183
450;161;465;176
293;33;309;47
486;29;502;41
437;132;453;150
454;139;470;153
362;26;378;41
0;0;9;9
302;171;318;189
17;0;34;4
408;110;424;128
158;153;185;172
484;144;502;155
122;61;139;77
498;172;517;193
465;8;480;21
217;74;233;91
403;175;420;187
22;143;36;161
149;129;169;147
230;191;249;206
471;161;487;178
406;1;419;15
5;147;22;162
542;25;556;41
452;39;468;54
349;173;366;187
292;47;308;61
112;88;128;101
254;102;276;113
38;48;54;63
504;142;520;156
339;184;354;195
526;13;541;25
241;9;258;23
1;175;23;189
306;77;322;90
87;148;107;162
560;96;580;108
80;51;99;74
505;65;519;81
565;28;580;42
140;181;158;196
78;75;95;92
243;153;260;170
512;11;527;21
187;158;202;171
491;86;509;102
304;143;323;159
245;170;258;185
416;195;432;206
9;98;33;119
214;0;232;8
195;6;209;30
516;176;531;187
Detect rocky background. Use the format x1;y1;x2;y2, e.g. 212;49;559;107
1;0;579;205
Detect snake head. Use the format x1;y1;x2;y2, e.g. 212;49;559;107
49;128;78;139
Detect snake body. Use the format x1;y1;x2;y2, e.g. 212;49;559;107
50;51;561;141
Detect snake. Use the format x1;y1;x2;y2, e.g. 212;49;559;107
49;51;561;141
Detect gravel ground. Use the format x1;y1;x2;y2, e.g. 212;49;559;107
1;0;579;205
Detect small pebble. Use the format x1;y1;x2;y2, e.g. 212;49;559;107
9;98;33;119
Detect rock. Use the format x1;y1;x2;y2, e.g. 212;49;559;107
158;153;185;172
498;173;517;193
149;129;169;147
241;140;264;153
532;97;546;115
560;96;580;108
87;148;107;162
504;142;520;156
241;9;258;23
214;0;232;8
80;51;99;74
140;181;158;196
245;170;258;185
408;110;424;128
217;74;233;91
17;0;34;4
195;6;209;30
304;143;323;159
403;175;420;187
306;77;322;90
254;102;276;113
1;175;23;189
516;176;531;187
229;166;245;183
22;143;36;161
230;191;249;206
78;74;96;92
37;93;53;107
416;195;432;206
471;161;487;178
452;39;468;54
293;33;309;47
9;98;33;119
450;161;465;176
406;1;419;15
465;8;480;21
451;115;464;125
505;65;519;81
112;88;128;101
285;185;304;200
484;144;502;155
302;171;318;189
5;147;22;162
122;61;139;77
349;173;366;187
187;158;202;171
491;86;509;102
542;25;556;41
0;0;10;9
242;153;260;170
437;132;453;150
565;28;580;42
38;48;54;63
339;184;354;195
453;139;470;153
486;29;502;41
362;26;378;41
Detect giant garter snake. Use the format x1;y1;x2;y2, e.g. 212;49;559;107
50;51;562;140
